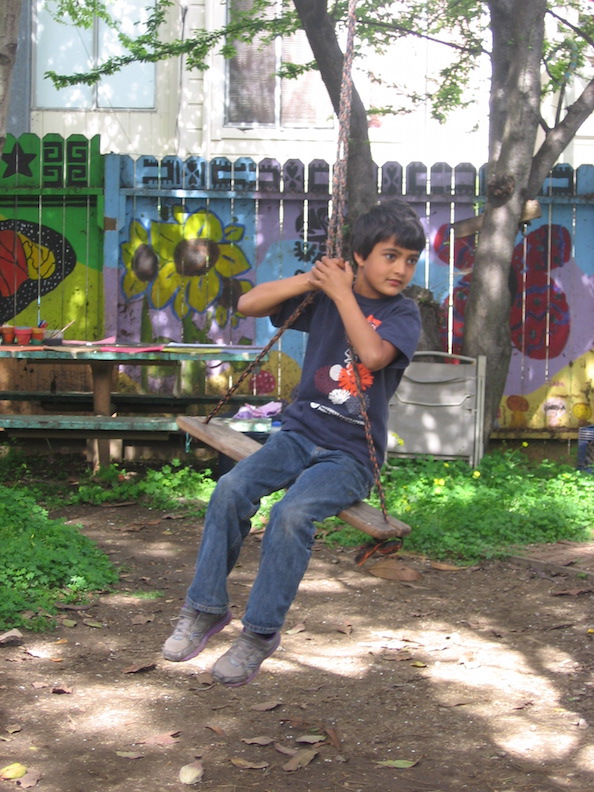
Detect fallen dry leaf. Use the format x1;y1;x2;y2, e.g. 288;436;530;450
430;561;466;571
51;686;72;695
139;730;181;746
286;622;306;635
190;671;214;689
295;734;326;745
241;736;275;746
130;615;154;625
230;757;269;770
0;762;27;780
282;748;318;772
6;724;22;734
16;767;42;788
376;757;420;769
0;629;24;646
82;620;103;629
122;662;156;674
274;743;297;757
115;751;144;760
205;724;226;737
368;558;421;582
250;700;281;712
552;587;593;597
324;726;341;751
336;623;353;635
179;760;204;784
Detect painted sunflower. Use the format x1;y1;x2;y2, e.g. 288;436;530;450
121;207;252;324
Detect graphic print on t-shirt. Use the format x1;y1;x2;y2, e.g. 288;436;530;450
310;314;380;424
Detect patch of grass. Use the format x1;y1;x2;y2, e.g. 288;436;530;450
1;447;591;631
49;458;216;513
357;449;594;562
0;485;118;631
130;590;165;600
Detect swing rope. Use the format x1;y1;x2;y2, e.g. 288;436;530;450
205;0;390;525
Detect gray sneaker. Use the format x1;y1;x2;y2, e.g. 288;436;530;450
212;629;280;686
162;605;232;662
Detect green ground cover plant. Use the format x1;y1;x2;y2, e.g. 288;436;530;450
360;448;593;561
1;446;592;631
0;485;118;631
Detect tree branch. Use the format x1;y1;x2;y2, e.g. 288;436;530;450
547;8;594;49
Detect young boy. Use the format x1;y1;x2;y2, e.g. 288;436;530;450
163;198;425;686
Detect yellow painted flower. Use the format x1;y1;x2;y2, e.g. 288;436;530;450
120;208;252;323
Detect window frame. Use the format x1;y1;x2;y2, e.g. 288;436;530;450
32;0;157;112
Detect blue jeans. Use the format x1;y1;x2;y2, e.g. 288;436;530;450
186;429;373;634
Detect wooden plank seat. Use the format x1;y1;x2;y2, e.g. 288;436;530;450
176;415;412;541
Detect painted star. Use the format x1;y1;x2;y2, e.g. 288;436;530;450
1;142;37;178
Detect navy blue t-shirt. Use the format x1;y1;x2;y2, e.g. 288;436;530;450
271;290;421;473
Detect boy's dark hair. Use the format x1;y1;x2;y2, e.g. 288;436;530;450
351;199;426;261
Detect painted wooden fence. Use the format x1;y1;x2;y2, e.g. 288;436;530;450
1;133;593;436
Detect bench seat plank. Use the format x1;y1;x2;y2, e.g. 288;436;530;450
176;415;411;540
0;415;180;434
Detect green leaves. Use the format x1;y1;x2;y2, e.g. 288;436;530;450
371;449;594;562
0;483;118;630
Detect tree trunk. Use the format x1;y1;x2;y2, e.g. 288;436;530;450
292;0;377;223
0;0;21;154
462;0;546;444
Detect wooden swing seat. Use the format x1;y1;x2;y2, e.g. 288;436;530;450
177;415;411;541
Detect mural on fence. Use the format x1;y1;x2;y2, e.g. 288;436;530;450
1;135;592;434
110;154;594;433
0;134;103;338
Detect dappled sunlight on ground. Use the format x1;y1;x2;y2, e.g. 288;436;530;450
3;503;593;792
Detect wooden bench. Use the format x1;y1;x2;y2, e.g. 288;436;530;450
0;414;180;437
0;390;271;414
177;415;411;541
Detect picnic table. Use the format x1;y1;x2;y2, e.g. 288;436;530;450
0;342;265;468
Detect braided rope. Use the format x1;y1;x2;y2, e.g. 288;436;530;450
205;0;357;423
207;0;389;526
328;0;390;522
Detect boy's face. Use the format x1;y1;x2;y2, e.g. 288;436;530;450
353;235;420;299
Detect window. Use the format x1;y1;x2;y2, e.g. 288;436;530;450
225;0;333;129
34;0;156;110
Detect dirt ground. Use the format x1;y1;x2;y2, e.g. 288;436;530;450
1;501;594;792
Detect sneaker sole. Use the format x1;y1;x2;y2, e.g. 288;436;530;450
213;633;281;687
163;611;232;662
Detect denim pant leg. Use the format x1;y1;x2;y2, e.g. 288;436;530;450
242;446;373;634
185;431;320;615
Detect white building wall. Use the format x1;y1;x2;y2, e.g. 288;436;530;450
28;0;594;169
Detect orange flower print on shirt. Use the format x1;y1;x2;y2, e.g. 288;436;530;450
338;362;374;396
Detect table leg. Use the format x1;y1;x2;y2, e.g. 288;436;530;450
90;361;114;470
